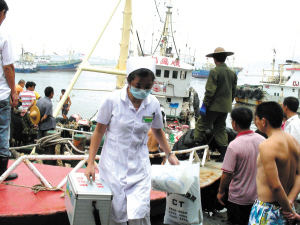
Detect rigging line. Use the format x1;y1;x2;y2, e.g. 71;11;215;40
136;31;144;57
170;13;179;57
153;0;163;23
152;13;168;55
152;35;163;55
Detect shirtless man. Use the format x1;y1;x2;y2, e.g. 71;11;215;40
60;89;71;120
249;102;300;224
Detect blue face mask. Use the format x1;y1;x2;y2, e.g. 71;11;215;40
130;86;152;99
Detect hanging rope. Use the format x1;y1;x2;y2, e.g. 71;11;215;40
152;12;168;55
136;31;144;57
153;0;163;23
169;13;179;58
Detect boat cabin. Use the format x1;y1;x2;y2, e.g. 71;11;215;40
148;56;193;118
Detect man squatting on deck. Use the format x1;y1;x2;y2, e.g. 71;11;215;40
85;57;179;225
247;102;300;224
217;107;265;225
194;47;237;162
0;0;18;181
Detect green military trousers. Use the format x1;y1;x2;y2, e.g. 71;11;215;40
194;110;228;147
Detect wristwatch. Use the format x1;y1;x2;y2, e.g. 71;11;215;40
166;151;174;158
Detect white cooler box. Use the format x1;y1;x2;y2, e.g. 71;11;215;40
65;173;113;225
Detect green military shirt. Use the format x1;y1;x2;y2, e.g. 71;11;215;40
203;63;237;113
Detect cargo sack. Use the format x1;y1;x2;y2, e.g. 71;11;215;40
151;163;194;194
164;163;203;224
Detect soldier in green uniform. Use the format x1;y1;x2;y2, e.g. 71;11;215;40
194;47;237;162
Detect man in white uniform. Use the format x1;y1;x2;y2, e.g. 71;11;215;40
0;0;18;181
85;57;179;225
282;96;300;144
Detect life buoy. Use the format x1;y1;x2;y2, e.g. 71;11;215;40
236;89;245;99
253;89;263;100
245;89;253;98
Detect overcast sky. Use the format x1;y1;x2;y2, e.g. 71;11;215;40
2;0;300;71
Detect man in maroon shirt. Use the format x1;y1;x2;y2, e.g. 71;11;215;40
217;107;265;225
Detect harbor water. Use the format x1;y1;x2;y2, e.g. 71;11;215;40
15;70;263;130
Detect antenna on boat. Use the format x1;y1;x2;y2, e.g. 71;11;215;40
151;0;179;57
271;47;277;77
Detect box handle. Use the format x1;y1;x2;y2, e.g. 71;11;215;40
92;201;102;225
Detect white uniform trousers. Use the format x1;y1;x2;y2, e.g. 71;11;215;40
109;214;151;225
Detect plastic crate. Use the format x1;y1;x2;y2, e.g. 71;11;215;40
169;103;179;108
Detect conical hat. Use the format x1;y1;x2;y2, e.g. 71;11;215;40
206;47;234;57
126;57;156;77
29;105;41;125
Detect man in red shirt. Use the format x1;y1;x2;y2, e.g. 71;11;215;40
217;107;265;225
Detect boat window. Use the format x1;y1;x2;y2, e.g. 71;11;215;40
164;70;170;78
156;69;161;77
172;71;178;79
166;98;171;102
180;71;187;80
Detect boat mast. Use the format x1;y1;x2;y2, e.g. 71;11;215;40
53;0;125;118
160;1;172;56
115;0;132;88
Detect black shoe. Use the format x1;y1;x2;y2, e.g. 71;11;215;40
0;156;18;181
4;173;18;181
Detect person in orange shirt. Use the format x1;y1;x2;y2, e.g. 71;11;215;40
15;79;25;95
15;79;25;108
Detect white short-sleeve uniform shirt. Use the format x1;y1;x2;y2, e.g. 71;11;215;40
284;114;300;144
0;34;15;100
96;86;163;223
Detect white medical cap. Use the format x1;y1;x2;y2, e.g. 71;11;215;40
126;57;156;77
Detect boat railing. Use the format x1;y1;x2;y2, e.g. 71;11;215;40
1;146;209;191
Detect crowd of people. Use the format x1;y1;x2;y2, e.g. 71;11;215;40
16;80;72;141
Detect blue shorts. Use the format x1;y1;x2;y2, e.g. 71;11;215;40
248;199;287;224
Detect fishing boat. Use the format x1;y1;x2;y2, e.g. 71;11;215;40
192;57;243;78
14;47;38;73
15;61;38;73
144;3;198;125
34;52;82;71
235;50;300;111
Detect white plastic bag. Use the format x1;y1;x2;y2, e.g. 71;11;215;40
164;163;203;224
151;163;194;194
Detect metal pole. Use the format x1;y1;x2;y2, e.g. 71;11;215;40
24;159;53;188
57;158;88;188
53;0;123;118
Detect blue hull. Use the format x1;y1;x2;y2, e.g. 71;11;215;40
192;67;242;78
15;68;37;73
192;69;209;78
37;61;81;71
